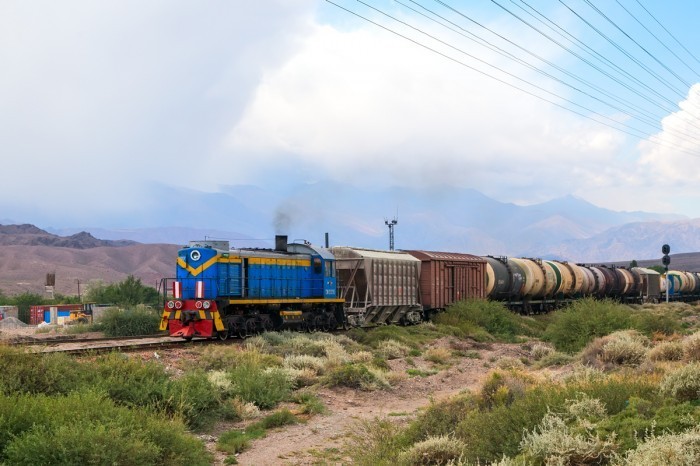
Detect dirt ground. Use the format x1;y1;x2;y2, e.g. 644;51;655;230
212;340;538;466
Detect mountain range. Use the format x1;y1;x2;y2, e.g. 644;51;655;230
44;183;691;260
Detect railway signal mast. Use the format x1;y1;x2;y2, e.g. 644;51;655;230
385;217;398;251
662;244;671;303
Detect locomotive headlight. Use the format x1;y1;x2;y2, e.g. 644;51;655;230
202;300;211;309
174;300;183;310
195;300;203;309
167;301;175;309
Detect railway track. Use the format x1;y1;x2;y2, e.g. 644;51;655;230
8;334;237;355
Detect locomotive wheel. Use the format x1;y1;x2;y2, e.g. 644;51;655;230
327;313;337;330
216;326;229;341
319;314;330;332
234;320;246;339
245;318;257;336
259;316;273;333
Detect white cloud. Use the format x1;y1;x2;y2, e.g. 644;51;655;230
220;15;631;204
0;0;315;223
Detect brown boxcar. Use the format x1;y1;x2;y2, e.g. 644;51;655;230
404;250;486;315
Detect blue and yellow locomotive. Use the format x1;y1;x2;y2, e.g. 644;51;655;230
160;236;345;339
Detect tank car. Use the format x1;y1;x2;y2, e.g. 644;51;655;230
160;236;345;339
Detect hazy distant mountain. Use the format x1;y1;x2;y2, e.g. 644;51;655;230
46;183;685;259
540;219;700;263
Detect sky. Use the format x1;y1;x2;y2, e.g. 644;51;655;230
2;0;700;229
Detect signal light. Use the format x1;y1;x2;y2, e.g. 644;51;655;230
195;301;203;309
167;301;175;309
174;301;183;310
202;300;211;309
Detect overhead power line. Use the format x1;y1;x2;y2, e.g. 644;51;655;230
324;0;700;155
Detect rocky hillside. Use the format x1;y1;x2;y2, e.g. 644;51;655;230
0;225;177;296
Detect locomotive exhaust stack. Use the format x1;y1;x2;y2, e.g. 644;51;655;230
275;235;288;252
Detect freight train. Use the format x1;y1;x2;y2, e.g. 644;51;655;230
159;235;699;339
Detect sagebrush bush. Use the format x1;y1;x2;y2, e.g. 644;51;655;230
376;339;412;359
496;356;525;370
424;347;452;364
530;343;555;361
519;413;617;465
283;354;326;374
659;363;700;402
345;418;410;465
567;394;607;421
319;337;351;367
580;331;649;368
615;427;700;465
648;341;684;361
397;435;466;465
599;331;649;366
682;332;700;361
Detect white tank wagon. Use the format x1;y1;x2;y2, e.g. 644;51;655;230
331;247;423;326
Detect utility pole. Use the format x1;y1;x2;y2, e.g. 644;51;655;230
385;217;398;251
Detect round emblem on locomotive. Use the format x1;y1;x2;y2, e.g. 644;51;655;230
190;250;201;261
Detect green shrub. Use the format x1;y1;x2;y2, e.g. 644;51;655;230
543;299;633;353
0;347;91;395
597;397;700;451
100;306;161;337
218;425;266;455
660;363;700;402
228;362;293;409
403;395;476;443
454;376;656;463
217;409;298;459
631;310;682;337
347;323;442;348
258;409;298;429
324;363;389;390
290;390;327;415
436;299;530;342
0;391;210;465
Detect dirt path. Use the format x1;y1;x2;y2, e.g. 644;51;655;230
226;341;530;466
